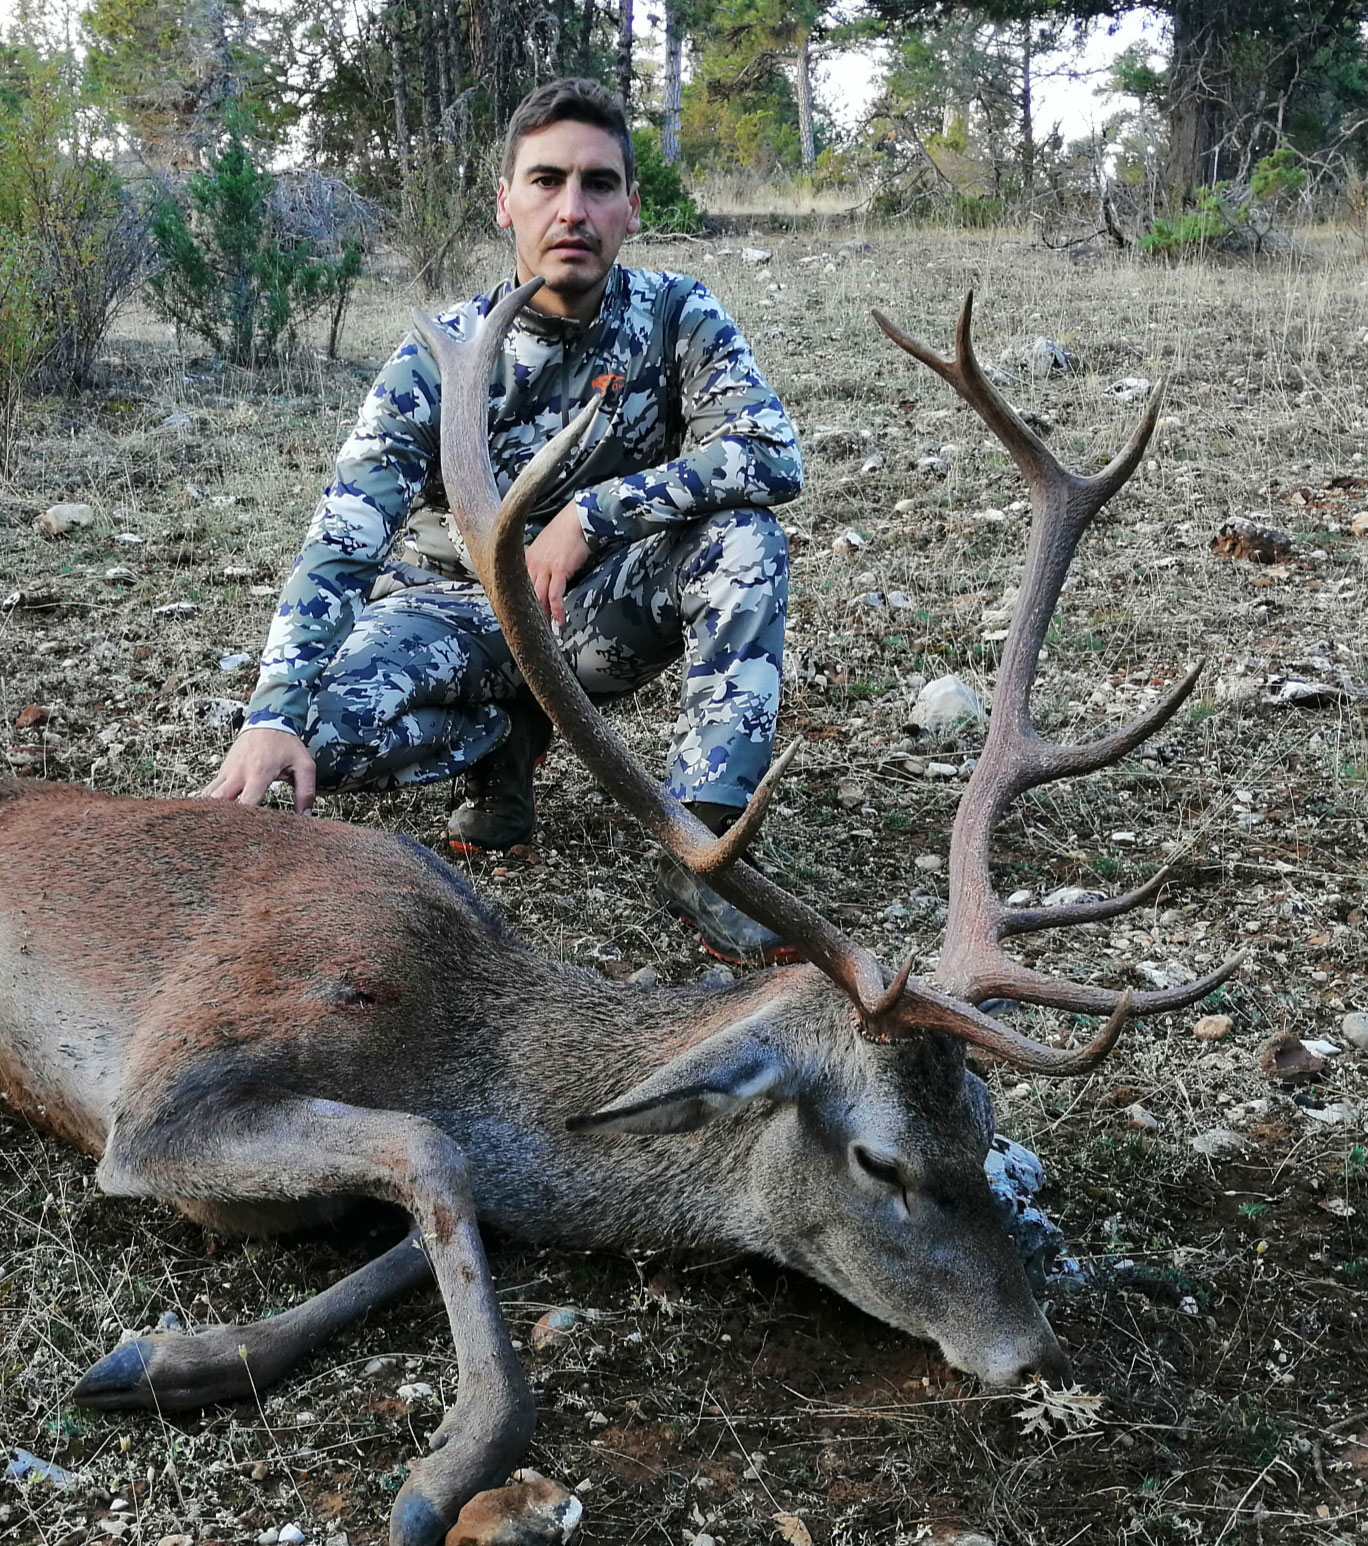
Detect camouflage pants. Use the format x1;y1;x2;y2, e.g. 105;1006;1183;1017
304;506;789;808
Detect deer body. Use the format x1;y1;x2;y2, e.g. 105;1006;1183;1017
0;775;1067;1541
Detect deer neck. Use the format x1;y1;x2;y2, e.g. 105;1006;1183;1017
442;961;821;1256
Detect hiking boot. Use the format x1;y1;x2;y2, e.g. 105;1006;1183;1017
656;801;799;966
447;697;552;855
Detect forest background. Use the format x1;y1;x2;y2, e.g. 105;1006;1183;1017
4;0;1368;397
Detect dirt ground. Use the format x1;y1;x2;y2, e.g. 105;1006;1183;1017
1;226;1366;1546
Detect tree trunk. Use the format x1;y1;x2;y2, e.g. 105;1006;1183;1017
662;1;682;163
578;0;596;74
616;0;632;111
1166;0;1226;208
795;32;815;171
388;0;412;180
1018;23;1034;194
417;0;442;154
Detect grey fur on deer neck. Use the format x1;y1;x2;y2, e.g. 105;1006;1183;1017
430;961;845;1255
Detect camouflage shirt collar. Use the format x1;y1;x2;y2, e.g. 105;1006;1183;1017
494;264;629;349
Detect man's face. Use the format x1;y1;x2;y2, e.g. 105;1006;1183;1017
497;119;641;317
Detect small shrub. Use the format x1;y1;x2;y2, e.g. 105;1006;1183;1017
148;117;366;366
1141;148;1308;259
392;146;484;300
0;58;146;468
632;128;702;234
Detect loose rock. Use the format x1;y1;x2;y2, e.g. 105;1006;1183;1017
914;853;943;873
836;779;865;810
1258;1032;1326;1082
911;675;985;732
741;247;771;264
1210;516;1292;564
1105;377;1152;402
1193;1014;1232;1041
1191;1128;1246;1157
1341;1011;1368;1051
531;1308;580;1350
1126;1103;1160;1131
37;502;95;536
446;1473;583;1546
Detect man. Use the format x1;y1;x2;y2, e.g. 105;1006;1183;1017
205;78;802;962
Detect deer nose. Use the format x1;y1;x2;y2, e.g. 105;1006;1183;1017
1022;1337;1073;1387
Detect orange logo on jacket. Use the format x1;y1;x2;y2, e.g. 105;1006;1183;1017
591;372;626;398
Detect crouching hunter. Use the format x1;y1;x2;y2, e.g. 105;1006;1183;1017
204;77;803;964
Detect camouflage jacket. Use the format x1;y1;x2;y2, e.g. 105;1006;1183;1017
246;264;803;738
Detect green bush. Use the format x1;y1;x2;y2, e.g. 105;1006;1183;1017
1141;149;1308;258
632;128;702;234
148;120;364;367
0;57;145;469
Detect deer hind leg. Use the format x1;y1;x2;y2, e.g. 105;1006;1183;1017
91;1086;533;1546
73;1225;433;1410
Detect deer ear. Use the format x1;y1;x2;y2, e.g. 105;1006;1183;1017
567;1025;797;1136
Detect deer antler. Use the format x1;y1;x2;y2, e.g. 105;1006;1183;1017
872;294;1244;1028
410;281;1239;1075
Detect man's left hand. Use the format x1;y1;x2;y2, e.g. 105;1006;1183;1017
525;501;590;627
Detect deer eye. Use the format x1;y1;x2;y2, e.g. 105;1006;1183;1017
852;1145;904;1190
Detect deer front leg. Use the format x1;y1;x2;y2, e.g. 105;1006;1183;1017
94;1088;534;1546
74;1227;433;1409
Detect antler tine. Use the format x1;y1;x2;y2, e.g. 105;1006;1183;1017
421;281;890;1018
999;866;1173;939
864;296;1234;1070
874;295;1066;499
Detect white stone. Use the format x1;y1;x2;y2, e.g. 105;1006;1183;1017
1106;376;1152;402
1191;1128;1246;1157
279;1526;306;1546
154;601;199;617
398;1381;434;1400
37;502;95;536
104;566;136;582
861;454;885;474
911;675;985;732
925;762;958;779
1136;959;1196;990
1126;1103;1160;1130
741;247;771;263
1341;1011;1368;1051
914;853;943;873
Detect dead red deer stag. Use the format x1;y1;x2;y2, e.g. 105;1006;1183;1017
0;284;1240;1546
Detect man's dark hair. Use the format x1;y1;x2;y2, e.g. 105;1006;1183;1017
501;78;635;186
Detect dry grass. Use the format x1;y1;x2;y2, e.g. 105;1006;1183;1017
1;225;1367;1546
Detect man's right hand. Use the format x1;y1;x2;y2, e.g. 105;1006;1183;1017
201;727;317;813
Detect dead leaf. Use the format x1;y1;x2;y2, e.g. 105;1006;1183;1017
772;1513;814;1546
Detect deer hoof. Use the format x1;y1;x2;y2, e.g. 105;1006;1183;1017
388;1482;448;1546
71;1339;158;1408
